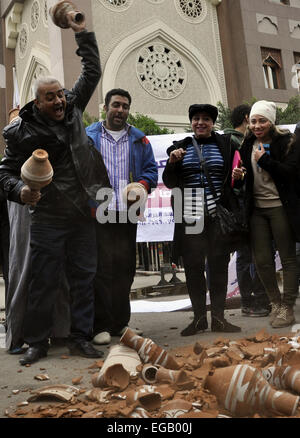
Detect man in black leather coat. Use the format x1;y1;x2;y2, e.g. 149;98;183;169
0;16;110;365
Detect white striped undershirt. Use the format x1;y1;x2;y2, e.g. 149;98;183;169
182;142;224;220
99;124;130;211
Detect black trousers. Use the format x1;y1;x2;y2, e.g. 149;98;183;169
236;244;269;308
94;218;137;335
23;219;97;348
251;206;298;306
181;218;230;320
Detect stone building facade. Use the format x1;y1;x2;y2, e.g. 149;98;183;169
217;0;300;109
2;0;300;153
0;0;227;153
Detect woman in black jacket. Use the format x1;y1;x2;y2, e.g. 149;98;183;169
233;100;300;328
163;104;241;336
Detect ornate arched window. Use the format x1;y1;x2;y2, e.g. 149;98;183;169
98;0;133;11
175;0;207;23
261;48;283;89
136;43;187;99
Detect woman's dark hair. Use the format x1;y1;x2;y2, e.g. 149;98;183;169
230;104;251;128
104;88;132;107
294;122;300;141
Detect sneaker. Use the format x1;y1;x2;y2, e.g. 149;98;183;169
93;331;111;345
271;304;296;328
248;307;270;317
211;317;241;333
269;301;281;325
116;327;143;336
180;316;208;336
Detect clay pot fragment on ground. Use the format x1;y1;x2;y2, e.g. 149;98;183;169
125;385;161;411
141;364;158;384
193;341;204;355
27;384;80;403
120;327;180;370
162;399;193;418
205;364;300;417
92;364;130;391
262;365;300;394
130;407;149;418
85;388;112;403
92;344;141;389
156;367;194;390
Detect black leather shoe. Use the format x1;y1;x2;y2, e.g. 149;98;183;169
68;340;104;358
241;307;251;316
248;307;270;317
211;317;241;333
19;347;47;366
181;316;208;336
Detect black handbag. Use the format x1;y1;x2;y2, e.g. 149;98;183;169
192;138;248;240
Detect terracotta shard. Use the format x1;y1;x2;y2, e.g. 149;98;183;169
130;407;150;418
120;328;180;370
85;388;112;403
193;342;204;355
254;328;272;342
205;364;300;417
125;386;161;411
72;376;83;385
34;374;50;381
162;399;193;418
93;344;141;383
141;364;158;384
92;363;130;391
27;384;80;402
262;365;300;394
155;367;194;390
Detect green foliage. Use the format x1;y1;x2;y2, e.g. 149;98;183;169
276;95;300;125
82;111;99;128
216;101;233;130
127;113;173;135
216;96;300;129
243;97;258;107
98;110;174;135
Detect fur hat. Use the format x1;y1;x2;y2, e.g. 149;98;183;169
188;104;218;123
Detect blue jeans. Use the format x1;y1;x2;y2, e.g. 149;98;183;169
23;219;97;346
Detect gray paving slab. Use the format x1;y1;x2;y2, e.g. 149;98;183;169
1;273;300;418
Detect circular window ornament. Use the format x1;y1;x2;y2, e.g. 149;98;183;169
18;24;29;59
136;43;187;100
30;0;40;31
175;0;207;24
98;0;133;12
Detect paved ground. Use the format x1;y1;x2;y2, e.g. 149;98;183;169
1;272;300;420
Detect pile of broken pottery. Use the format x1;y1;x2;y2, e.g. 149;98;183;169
6;327;300;418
